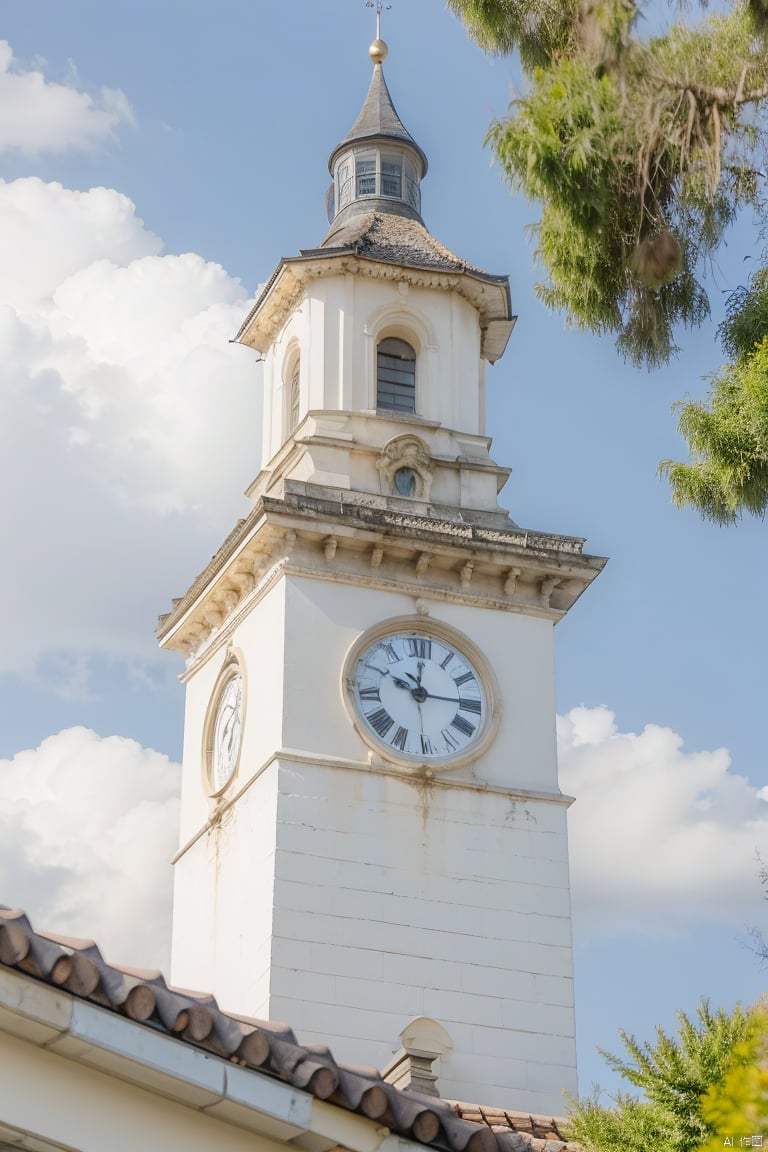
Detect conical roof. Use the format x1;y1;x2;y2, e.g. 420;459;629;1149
329;58;428;175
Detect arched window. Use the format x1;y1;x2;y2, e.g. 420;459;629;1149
286;359;301;433
376;338;416;414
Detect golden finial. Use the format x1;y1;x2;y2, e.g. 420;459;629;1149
366;0;391;63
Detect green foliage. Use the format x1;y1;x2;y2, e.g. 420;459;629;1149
698;1011;768;1151
445;0;578;69
719;266;768;359
659;336;768;522
449;0;768;520
448;0;768;368
566;1001;752;1152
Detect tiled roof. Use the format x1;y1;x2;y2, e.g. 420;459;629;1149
0;907;578;1152
318;212;507;284
451;1104;574;1152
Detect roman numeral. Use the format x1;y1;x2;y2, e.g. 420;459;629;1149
381;644;399;664
440;651;454;670
391;726;408;751
451;713;475;738
367;707;394;738
459;698;482;714
420;735;436;755
359;685;381;702
407;637;431;659
453;671;474;687
441;728;459;751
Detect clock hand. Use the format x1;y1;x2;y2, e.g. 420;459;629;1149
390;675;412;690
422;693;462;704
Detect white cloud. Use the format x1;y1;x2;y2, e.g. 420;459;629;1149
0;727;180;970
0;177;262;681
0;41;133;154
0;41;133;155
559;706;768;934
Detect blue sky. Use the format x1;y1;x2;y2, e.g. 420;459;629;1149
0;0;766;1103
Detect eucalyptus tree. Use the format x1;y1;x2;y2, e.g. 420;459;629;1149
448;0;768;522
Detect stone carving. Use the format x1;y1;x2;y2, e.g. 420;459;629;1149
504;566;522;596
539;576;561;606
377;435;434;501
415;552;431;578
324;536;338;562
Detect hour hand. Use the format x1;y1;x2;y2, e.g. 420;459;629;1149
390;675;412;690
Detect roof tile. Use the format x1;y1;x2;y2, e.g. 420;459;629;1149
319;211;501;281
0;906;579;1152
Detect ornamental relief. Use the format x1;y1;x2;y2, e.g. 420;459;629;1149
377;435;434;501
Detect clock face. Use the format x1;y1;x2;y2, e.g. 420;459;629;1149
209;672;243;793
350;630;487;763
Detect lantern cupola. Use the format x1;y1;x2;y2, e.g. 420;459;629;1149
325;37;428;230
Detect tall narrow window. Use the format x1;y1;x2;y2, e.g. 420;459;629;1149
356;156;376;197
288;360;301;433
377;338;416;414
381;156;402;198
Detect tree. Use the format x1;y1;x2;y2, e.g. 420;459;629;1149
448;0;768;522
697;1010;768;1151
564;1000;752;1151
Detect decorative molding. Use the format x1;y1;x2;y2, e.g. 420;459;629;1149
324;536;338;563
162;492;605;669
415;552;431;578
540;576;560;606
377;435;435;500
504;566;522;596
172;749;575;865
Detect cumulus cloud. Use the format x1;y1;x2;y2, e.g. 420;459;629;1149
0;41;133;154
560;706;768;933
0;177;261;679
0;727;180;970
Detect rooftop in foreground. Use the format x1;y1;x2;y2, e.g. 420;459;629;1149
0;906;578;1152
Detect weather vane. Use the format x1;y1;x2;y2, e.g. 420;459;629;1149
366;0;392;40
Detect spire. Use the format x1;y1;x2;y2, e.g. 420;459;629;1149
337;52;427;172
325;31;428;229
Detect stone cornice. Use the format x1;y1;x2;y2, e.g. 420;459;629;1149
157;491;607;668
234;253;512;359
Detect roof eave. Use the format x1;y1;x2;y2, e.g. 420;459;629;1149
235;251;513;357
0;965;402;1152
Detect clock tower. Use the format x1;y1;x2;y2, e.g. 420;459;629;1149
158;30;605;1115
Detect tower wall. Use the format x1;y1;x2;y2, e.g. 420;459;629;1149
270;757;576;1114
262;276;485;465
171;571;576;1112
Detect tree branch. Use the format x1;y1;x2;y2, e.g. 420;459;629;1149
648;70;768;107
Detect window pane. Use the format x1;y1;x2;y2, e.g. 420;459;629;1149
288;363;300;431
377;340;415;414
381;156;402;198
338;161;351;208
357;157;376;197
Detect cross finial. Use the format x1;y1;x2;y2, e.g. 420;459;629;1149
366;0;392;41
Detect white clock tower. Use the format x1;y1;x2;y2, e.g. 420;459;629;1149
158;29;605;1116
